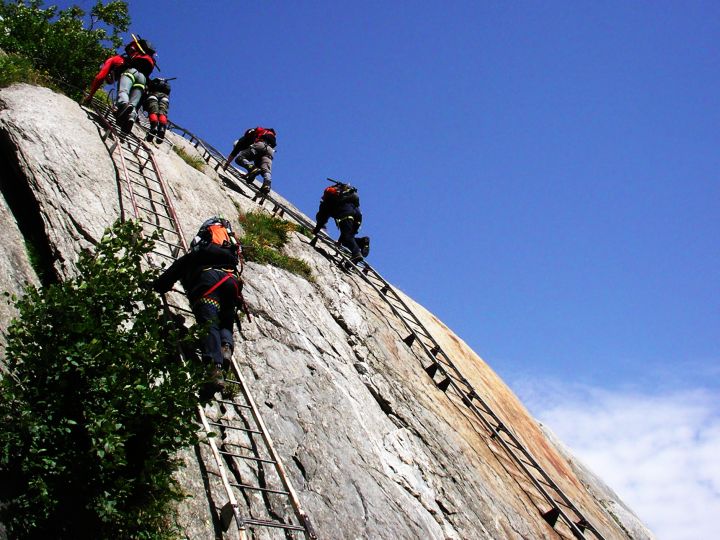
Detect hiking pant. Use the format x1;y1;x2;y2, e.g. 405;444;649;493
235;142;274;183
191;269;240;367
336;215;361;258
144;92;169;116
144;92;169;136
117;68;147;120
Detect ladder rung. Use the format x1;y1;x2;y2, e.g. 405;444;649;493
215;398;252;409
151;237;183;250
229;482;289;496
214;441;254;452
242;517;306;532
207;421;262;435
139;219;181;236
136;207;177;225
128;179;164;196
132;191;172;208
218;449;277;464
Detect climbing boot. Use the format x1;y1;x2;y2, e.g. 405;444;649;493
357;237;370;257
114;102;133;121
210;365;225;391
350;254;364;265
221;343;233;371
200;365;225;400
259;180;271;194
119;105;135;133
156;124;166;144
121;116;134;134
146;124;157;142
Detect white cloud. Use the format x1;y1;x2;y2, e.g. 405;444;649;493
515;382;720;540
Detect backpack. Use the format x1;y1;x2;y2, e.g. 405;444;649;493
232;128;257;155
189;217;251;319
122;36;156;76
322;183;358;205
191;217;241;258
254;127;277;148
125;35;156;56
148;77;171;95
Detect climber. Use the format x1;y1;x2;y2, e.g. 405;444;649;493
152;217;244;395
143;77;173;143
311;179;370;264
83;35;157;133
222;127;277;194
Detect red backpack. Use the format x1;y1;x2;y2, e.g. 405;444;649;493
254;127;277;148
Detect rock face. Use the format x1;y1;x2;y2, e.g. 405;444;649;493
0;84;655;539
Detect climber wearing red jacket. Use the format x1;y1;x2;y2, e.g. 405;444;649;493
84;36;156;132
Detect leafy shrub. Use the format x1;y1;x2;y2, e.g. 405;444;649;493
172;145;206;172
0;220;204;539
0;0;130;99
238;211;314;281
0;51;53;88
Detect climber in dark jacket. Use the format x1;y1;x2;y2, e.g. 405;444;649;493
152;218;243;392
312;181;369;263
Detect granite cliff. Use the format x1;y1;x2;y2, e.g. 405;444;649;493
0;84;654;540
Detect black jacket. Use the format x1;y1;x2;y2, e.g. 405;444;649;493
315;190;361;231
152;244;239;301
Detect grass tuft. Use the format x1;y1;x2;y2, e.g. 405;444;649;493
173;146;206;172
238;212;313;281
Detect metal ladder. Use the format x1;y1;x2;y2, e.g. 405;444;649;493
166;124;607;540
87;100;316;539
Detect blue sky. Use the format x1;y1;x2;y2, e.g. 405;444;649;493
69;1;719;536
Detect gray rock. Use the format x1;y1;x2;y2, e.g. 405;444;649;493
0;84;654;539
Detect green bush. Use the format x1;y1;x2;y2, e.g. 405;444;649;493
0;0;130;99
238;211;314;281
0;51;52;88
0;220;205;539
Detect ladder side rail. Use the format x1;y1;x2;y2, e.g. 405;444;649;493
138;135;316;537
94;108;251;538
100;121;143;222
440;376;594;539
228;356;317;540
348;264;599;539
160;119;602;538
141;143;188;251
87;101;151;224
197;402;248;538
